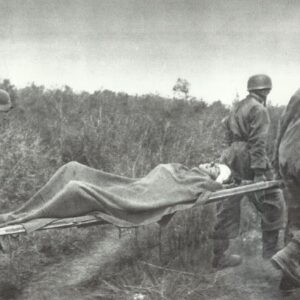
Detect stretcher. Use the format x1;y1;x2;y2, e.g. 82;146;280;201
0;180;282;237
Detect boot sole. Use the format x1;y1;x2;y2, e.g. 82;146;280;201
212;258;243;270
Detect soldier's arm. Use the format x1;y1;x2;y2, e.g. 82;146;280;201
248;105;270;172
272;95;299;178
221;116;232;146
271;112;284;179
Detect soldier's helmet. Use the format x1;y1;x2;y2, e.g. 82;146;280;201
0;89;12;112
247;74;272;91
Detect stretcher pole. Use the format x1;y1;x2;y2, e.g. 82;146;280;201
202;180;282;204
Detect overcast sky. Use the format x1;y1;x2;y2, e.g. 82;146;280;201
0;0;299;104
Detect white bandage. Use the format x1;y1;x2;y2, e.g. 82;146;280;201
215;163;231;184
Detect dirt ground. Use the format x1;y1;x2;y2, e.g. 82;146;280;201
202;256;298;300
0;228;299;300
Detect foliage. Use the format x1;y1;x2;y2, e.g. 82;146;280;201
172;78;191;100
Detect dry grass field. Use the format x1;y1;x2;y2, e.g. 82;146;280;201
0;81;286;299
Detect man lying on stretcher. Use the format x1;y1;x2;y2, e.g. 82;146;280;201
0;161;232;227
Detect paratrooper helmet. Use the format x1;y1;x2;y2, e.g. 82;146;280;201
247;74;272;91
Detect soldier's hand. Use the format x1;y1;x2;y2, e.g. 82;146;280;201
254;169;266;183
254;174;266;182
273;172;282;180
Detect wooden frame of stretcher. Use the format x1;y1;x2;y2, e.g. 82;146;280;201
0;180;282;237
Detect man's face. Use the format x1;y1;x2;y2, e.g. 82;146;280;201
0;102;12;113
256;88;271;97
198;163;220;180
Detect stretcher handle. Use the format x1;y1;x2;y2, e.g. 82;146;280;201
203;180;283;205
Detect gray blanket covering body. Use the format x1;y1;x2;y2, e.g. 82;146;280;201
1;162;220;228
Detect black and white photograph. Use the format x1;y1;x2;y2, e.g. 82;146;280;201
0;0;300;299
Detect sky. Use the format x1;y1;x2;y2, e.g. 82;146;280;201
0;0;299;105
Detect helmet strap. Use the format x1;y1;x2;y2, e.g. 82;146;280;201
251;91;267;106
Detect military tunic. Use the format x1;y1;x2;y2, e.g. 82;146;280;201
273;89;300;241
212;92;285;241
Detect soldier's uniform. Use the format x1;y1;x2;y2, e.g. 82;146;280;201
212;75;285;269
273;89;300;238
271;89;300;291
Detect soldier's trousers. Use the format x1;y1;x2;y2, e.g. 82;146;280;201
212;187;285;242
212;141;286;255
282;175;300;244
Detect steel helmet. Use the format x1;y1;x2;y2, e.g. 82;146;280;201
247;74;272;91
0;89;12;112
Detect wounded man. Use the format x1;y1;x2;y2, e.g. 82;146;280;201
0;161;231;228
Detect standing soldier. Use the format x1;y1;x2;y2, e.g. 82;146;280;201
271;88;300;293
0;89;12;131
211;74;285;270
0;89;12;112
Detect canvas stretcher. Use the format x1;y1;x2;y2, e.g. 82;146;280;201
0;180;281;237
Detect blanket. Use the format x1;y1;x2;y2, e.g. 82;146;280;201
0;163;221;228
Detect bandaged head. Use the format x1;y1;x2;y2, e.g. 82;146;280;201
199;162;231;184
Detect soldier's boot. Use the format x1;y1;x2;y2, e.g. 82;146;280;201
271;239;300;292
212;254;243;270
212;239;242;270
262;230;280;259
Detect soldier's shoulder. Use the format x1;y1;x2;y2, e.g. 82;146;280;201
245;96;266;111
235;96;258;111
236;96;267;121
